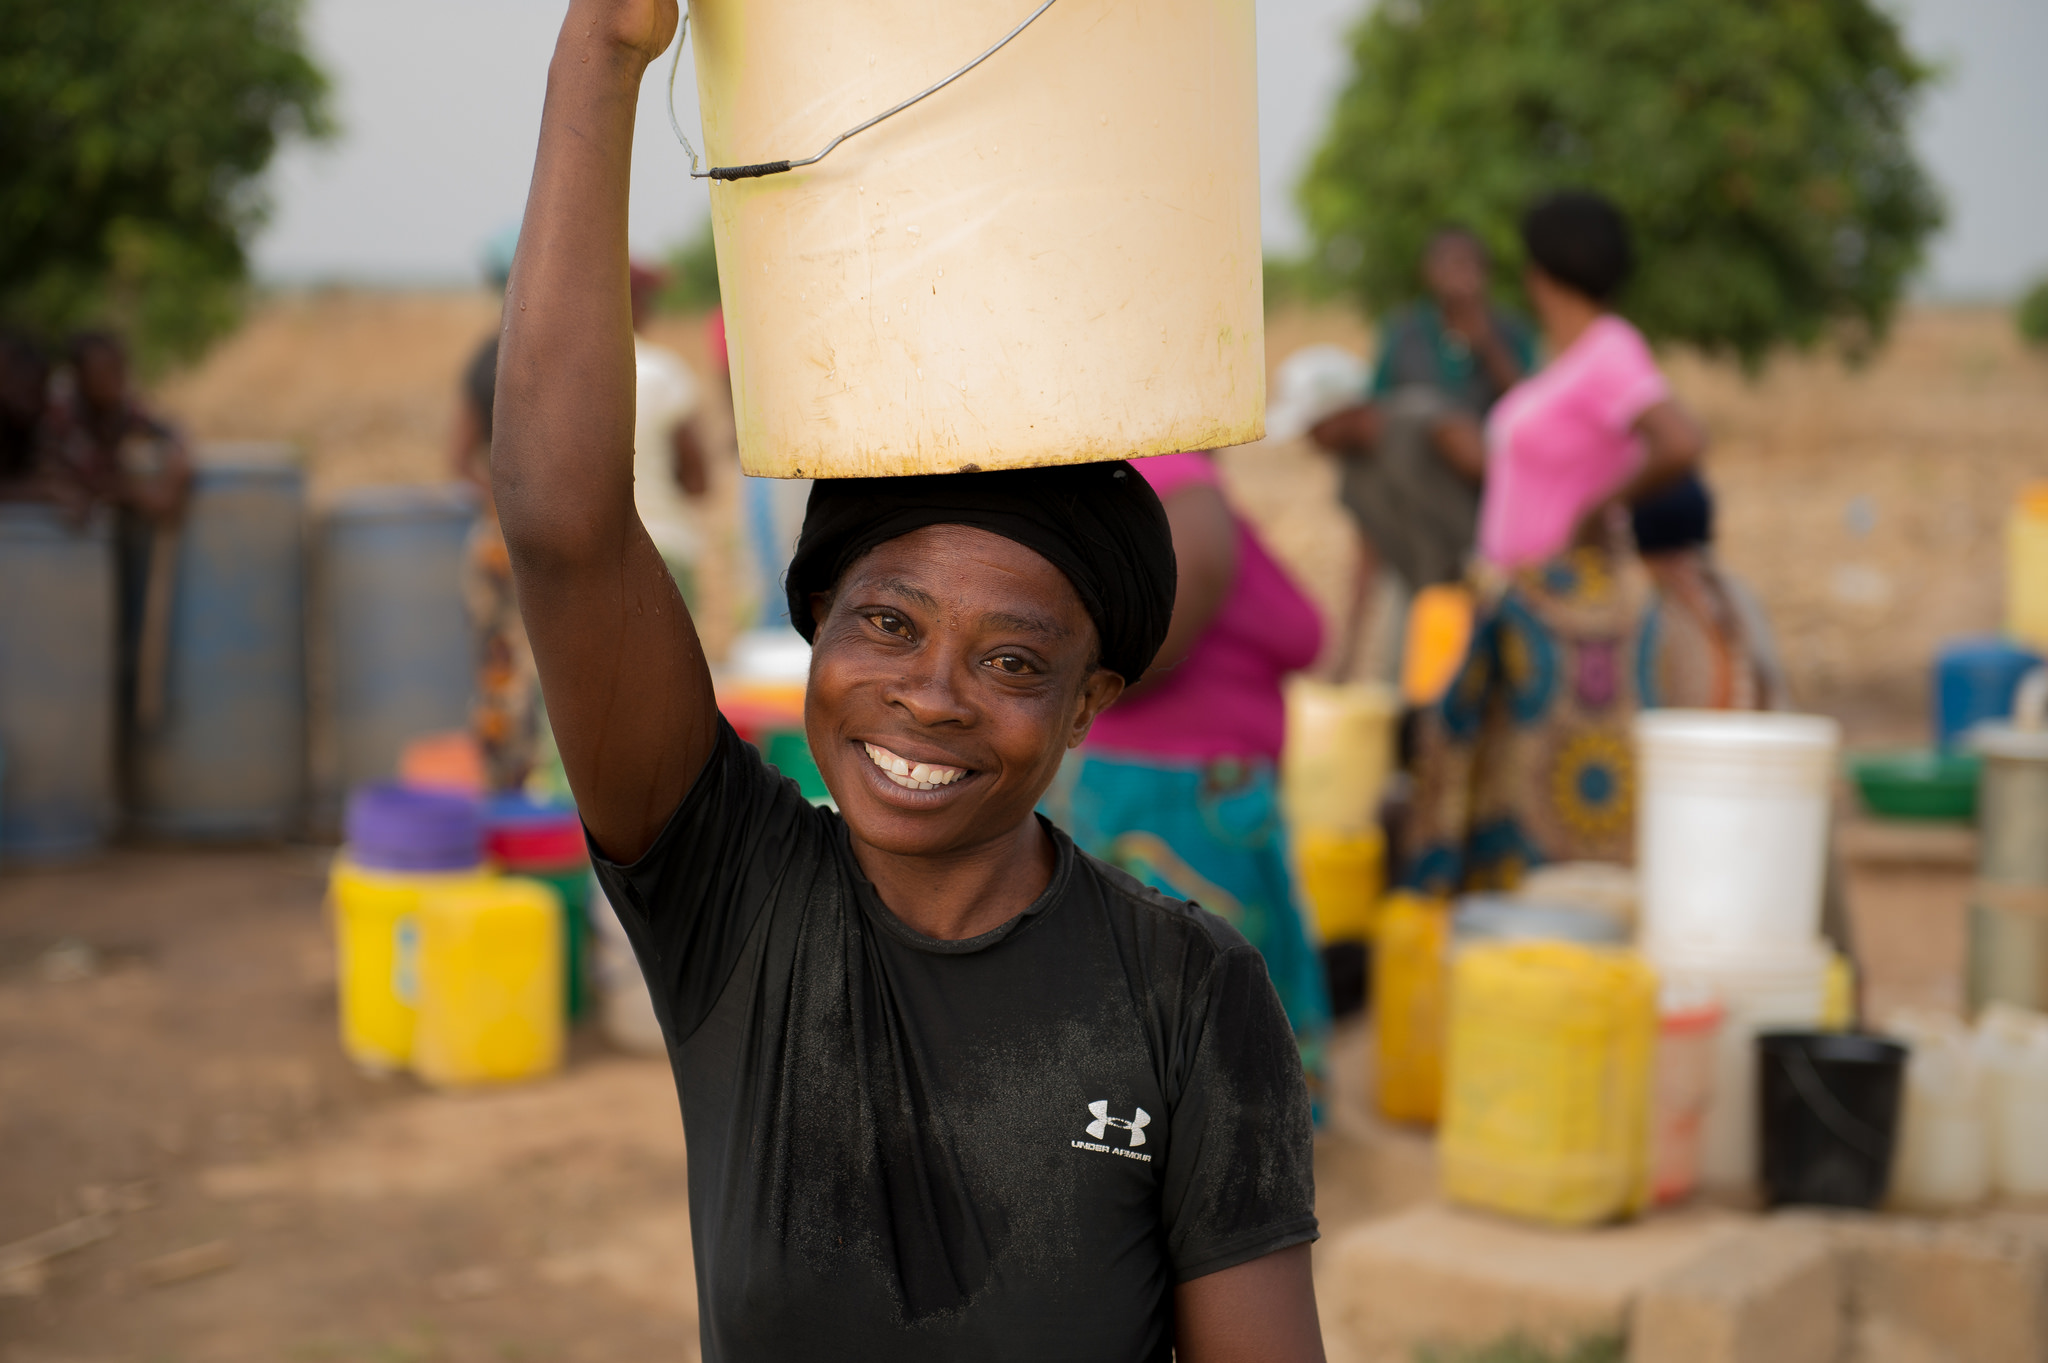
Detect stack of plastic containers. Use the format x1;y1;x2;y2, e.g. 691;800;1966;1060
1283;679;1397;949
484;794;591;1019
332;784;492;1072
1633;709;1843;1191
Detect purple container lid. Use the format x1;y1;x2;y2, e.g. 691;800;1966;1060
345;782;483;872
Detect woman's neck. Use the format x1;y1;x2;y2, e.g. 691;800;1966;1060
1540;292;1606;357
850;813;1057;941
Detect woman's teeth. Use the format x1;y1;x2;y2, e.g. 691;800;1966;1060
863;742;966;791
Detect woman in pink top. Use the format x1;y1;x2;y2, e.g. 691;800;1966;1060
1407;192;1707;893
1070;451;1333;1058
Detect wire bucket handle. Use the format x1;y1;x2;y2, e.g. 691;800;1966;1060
665;0;1060;182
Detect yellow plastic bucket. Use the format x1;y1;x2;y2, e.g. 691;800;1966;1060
413;877;564;1089
2010;483;2048;652
1282;678;1398;835
686;0;1264;477
1439;940;1659;1225
1296;826;1385;943
330;856;493;1072
1374;892;1451;1124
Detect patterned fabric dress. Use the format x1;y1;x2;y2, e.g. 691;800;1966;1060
1405;546;1657;894
462;509;543;794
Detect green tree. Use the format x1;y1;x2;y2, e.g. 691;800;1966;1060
657;217;722;315
0;0;332;368
1298;0;1943;366
2019;276;2048;349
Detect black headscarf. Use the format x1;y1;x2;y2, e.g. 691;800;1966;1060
785;461;1177;682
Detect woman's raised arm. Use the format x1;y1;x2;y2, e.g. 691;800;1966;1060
493;0;717;864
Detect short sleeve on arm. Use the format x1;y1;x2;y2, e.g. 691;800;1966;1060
1160;944;1319;1281
1588;319;1670;433
589;717;824;1042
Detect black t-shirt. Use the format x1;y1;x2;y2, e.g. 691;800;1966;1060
592;720;1317;1362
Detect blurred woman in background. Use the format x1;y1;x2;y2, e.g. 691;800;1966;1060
1068;451;1333;1086
1405;191;1707;893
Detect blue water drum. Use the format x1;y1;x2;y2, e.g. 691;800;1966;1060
1935;637;2043;751
133;452;308;839
322;484;479;813
0;506;117;859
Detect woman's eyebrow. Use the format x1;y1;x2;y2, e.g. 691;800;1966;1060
984;610;1070;639
868;579;942;611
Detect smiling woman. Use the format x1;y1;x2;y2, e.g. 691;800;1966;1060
486;2;1325;1360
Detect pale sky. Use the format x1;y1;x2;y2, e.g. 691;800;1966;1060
253;0;2048;299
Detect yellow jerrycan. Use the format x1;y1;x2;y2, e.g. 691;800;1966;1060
330;857;494;1072
1295;826;1385;944
683;0;1264;477
412;878;565;1089
1439;940;1658;1226
1374;892;1452;1123
2008;482;2048;651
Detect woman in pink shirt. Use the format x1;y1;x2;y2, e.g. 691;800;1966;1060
1070;451;1333;1062
1407;192;1707;892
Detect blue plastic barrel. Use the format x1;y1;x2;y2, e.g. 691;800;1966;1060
133;453;307;839
0;506;117;859
321;484;478;816
1934;637;2042;751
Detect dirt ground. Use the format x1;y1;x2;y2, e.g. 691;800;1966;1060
0;849;1433;1362
158;292;2048;742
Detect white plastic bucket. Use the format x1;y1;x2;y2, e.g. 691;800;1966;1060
1669;948;1831;1192
1634;710;1841;970
688;0;1265;477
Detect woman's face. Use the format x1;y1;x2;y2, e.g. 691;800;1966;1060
806;524;1125;860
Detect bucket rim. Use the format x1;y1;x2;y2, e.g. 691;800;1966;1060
1633;708;1841;750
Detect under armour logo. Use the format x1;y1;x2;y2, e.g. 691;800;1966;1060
1086;1100;1151;1148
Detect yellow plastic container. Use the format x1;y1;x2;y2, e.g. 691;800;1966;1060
1401;583;1476;707
1296;826;1385;943
2008;483;2048;652
689;0;1263;477
1374;892;1452;1124
1283;678;1399;835
413;877;565;1089
330;856;493;1072
1440;940;1659;1226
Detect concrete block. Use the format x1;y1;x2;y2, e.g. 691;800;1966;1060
1317;1203;1745;1363
1793;1211;2048;1363
1628;1222;1840;1363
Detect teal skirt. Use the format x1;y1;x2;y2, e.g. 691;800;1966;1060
1068;752;1332;1054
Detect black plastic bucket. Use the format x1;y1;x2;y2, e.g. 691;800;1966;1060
1757;1031;1906;1208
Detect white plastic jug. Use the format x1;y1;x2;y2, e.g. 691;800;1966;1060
686;0;1265;477
1976;1003;2048;1196
1885;1010;1990;1211
1634;711;1840;970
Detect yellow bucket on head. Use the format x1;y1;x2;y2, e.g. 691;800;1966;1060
1296;826;1385;943
413;878;565;1089
1439;940;1659;1226
687;0;1264;477
330;856;494;1073
1373;892;1451;1124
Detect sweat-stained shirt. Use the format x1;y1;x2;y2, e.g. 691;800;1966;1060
591;719;1318;1362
